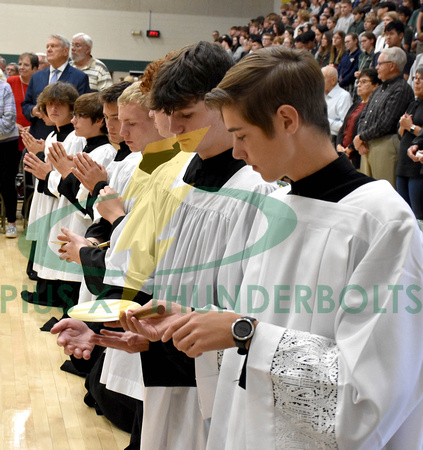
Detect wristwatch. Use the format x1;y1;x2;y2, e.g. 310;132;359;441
232;316;256;355
410;125;416;133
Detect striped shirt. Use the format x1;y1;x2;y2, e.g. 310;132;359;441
0;81;18;141
71;57;113;92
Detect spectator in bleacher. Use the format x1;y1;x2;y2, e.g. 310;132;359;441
273;20;285;36
7;52;39;151
249;34;263;51
6;63;19;77
294;10;311;37
249;20;261;35
319;14;329;26
0;80;19;238
337;68;380;168
335;0;354;33
261;32;274;47
397;6;413;52
219;35;234;58
273;36;284;46
338;32;361;94
364;13;380;37
282;36;295;48
373;1;397;37
395;66;423;219
36;53;49;71
212;30;220;42
329;30;346;66
375;20;415;81
357;32;376;75
322;65;352;143
70;33;113;92
347;6;365;35
327;16;338;31
374;11;398;53
315;30;333;66
232;35;244;62
354;47;414;187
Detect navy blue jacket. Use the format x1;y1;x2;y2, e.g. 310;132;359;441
22;64;90;139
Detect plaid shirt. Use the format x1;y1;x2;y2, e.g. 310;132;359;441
0;81;18;140
357;74;414;143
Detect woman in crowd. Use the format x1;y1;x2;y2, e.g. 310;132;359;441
273;20;285;37
232;35;244;62
315;30;332;67
375;11;398;53
0;80;19;238
272;36;285;46
336;68;380;169
282;36;294;48
329;30;345;67
338;33;361;95
314;24;328;46
7;52;38;151
396;66;423;219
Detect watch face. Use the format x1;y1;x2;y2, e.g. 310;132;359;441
234;320;252;339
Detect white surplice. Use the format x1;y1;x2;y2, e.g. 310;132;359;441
206;180;423;450
78;151;143;304
35;142;116;282
101;151;276;450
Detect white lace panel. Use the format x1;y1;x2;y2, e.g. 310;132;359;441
270;329;339;449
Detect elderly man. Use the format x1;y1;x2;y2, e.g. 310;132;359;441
0;56;6;81
354;47;414;187
35;53;49;71
22;34;90;139
70;33;113;92
322;65;352;144
6;63;19;77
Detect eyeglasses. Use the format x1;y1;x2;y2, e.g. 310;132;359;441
72;113;88;119
357;79;371;85
413;76;423;84
377;61;393;66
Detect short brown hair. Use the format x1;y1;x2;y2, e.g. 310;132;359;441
205;47;330;137
74;92;107;133
37;81;78;114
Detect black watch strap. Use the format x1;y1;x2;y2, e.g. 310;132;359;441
232;316;256;355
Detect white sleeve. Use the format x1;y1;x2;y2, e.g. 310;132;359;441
248;220;423;450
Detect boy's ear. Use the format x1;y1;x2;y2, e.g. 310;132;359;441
275;105;299;135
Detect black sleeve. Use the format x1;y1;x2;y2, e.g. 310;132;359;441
41;171;57;197
58;172;81;204
79;246;108;297
92;180;108;200
111;215;126;232
85;217;112;242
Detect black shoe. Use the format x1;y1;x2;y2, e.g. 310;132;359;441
27;270;39;281
40;317;60;332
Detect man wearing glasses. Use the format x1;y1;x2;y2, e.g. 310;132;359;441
353;47;414;187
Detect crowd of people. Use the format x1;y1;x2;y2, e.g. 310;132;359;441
1;4;423;449
212;0;423;218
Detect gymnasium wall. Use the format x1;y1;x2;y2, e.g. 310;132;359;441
1;0;280;77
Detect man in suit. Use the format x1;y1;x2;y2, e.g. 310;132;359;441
22;34;90;139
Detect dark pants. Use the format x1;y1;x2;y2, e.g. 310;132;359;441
0;139;20;222
396;175;423;219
